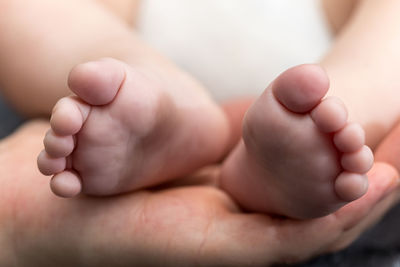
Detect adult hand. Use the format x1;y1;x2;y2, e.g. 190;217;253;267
1;121;398;267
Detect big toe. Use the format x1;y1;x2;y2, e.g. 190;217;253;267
68;58;126;105
272;64;329;113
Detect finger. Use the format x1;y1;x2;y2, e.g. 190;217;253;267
333;162;399;230
325;122;400;251
375;121;400;171
215;162;399;265
328;187;400;252
216;202;348;265
273;162;399;262
325;162;400;252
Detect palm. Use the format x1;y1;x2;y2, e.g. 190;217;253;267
4;122;400;267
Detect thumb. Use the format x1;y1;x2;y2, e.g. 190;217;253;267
375;122;400;171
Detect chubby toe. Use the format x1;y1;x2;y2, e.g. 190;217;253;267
341;146;374;173
68;58;125;105
310;97;348;133
272;64;329;113
37;150;66;175
50;171;82;198
335;172;369;202
334;123;365;153
44;129;75;158
50;96;90;136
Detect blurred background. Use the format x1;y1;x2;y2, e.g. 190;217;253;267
1;0;400;266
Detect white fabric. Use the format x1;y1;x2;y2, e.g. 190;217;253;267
137;0;333;101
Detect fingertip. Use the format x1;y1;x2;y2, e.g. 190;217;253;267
368;162;400;199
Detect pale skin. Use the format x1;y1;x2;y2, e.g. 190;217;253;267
38;57;230;196
0;0;400;264
31;0;394;219
36;60;373;220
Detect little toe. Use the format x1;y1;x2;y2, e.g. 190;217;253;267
37;150;66;175
50;96;90;136
341;146;374;173
334;123;365;153
44;129;75;158
50;171;82;198
335;172;368;202
68;58;126;105
272;64;329;113
310;97;348;133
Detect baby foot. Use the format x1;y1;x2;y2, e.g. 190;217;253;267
38;58;229;197
220;64;373;219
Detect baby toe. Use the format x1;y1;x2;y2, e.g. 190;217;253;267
44;129;75;158
341;146;374;173
50;96;90;136
334;123;365;153
310;96;348;133
335;172;369;202
50;170;82;198
37;150;66;175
